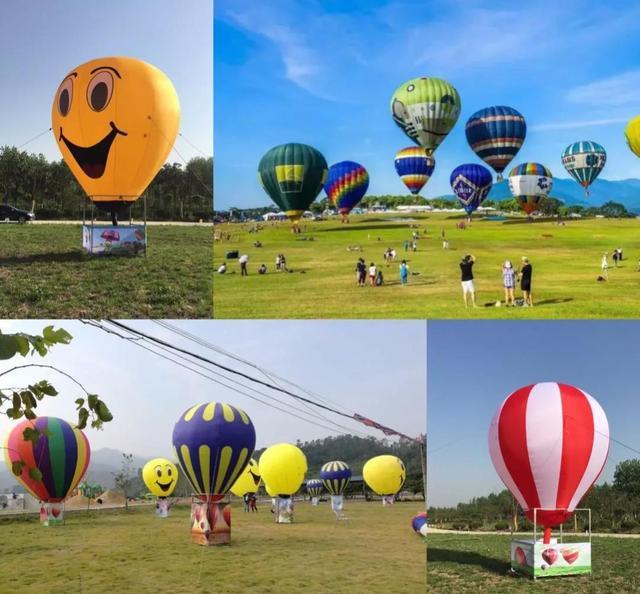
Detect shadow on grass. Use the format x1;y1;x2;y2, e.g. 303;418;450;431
427;547;510;575
482;298;574;307
316;222;414;233
0;251;86;266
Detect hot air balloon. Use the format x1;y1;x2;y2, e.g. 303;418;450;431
390;77;461;154
465;106;526;180
5;417;90;525
450;164;493;216
52;57;180;225
411;512;428;537
561;141;606;196
172;402;256;545
142;458;178;517
321;460;352;518
363;455;406;506
625;116;640;158
306;479;324;505
230;458;261;497
324;161;369;221
259;443;307;523
258;143;328;230
489;382;609;544
394;147;436;195
508;163;553;216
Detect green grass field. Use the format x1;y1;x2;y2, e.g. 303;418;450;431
0;224;212;318
213;213;640;318
0;500;425;594
427;533;639;593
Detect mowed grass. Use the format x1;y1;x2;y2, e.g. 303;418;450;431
0;224;212;317
0;501;425;594
427;533;639;593
213;213;640;318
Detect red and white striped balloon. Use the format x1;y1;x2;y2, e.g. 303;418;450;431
488;383;609;540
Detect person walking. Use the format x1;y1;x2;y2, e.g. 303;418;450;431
502;260;516;306
239;254;249;276
520;257;533;305
601;252;608;280
368;262;377;286
399;260;409;286
460;254;477;308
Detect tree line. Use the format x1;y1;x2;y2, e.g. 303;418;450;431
0;145;213;221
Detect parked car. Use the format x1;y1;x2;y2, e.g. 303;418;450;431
0;204;35;222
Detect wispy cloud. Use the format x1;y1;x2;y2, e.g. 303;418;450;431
566;70;640;107
529;118;629;132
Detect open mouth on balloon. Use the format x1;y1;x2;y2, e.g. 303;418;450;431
59;122;127;179
155;480;175;492
250;471;260;485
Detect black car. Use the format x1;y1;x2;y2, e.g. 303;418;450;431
0;204;35;222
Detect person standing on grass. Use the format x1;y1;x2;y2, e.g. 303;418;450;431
520;257;533;306
275;254;282;271
601;252;608;280
239;254;249;276
502;260;516;306
612;249;619;268
460;254;477;308
355;258;366;286
399;260;409;286
369;262;377;286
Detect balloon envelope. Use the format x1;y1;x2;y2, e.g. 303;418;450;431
465;106;526;178
390;77;461;154
230;458;261;497
320;461;352;495
4;417;90;503
488;382;609;530
324;161;369;216
52;56;180;215
258;143;328;223
450;164;493;215
306;479;324;498
172;402;256;499
411;511;428;536
561;141;606;192
142;458;178;497
394;147;435;195
508;162;553;215
363;455;406;496
259;443;307;496
625;116;640;158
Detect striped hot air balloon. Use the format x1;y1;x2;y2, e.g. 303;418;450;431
394;147;436;195
4;417;90;503
561;141;606;196
508;162;553;216
320;460;352;495
465;106;526;180
324;161;369;219
489;383;609;543
306;479;324;498
172;402;256;500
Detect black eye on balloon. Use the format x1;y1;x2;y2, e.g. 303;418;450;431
407;84;415;92
156;469;162;478
87;71;114;112
57;77;73;116
167;468;172;477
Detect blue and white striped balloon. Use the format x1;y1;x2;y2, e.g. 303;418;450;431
561;141;606;196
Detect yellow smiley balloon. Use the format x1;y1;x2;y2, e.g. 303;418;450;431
142;458;178;497
230;458;261;497
51;56;180;217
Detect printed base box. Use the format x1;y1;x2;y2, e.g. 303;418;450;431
190;500;231;545
82;225;146;255
275;497;294;523
39;503;64;526
511;539;591;578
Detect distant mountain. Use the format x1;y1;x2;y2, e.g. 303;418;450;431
438;178;640;213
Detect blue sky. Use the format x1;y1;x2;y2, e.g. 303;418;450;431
215;0;640;209
427;321;640;507
0;320;425;458
0;0;212;163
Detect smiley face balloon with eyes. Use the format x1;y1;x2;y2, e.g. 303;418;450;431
142;458;179;498
52;57;180;223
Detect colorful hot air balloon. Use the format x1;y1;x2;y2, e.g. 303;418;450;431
324;161;369;220
411;511;428;537
390;77;461;154
306;479;324;498
465;106;526;180
52;57;180;223
508;163;553;216
450;163;493;216
258;143;328;227
320;461;352;495
489;382;609;544
394;147;436;195
142;458;178;498
363;455;406;497
625;115;640;158
561;141;606;196
4;417;90;503
230;458;261;497
259;443;307;496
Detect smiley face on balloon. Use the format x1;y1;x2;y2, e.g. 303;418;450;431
142;458;178;497
51;57;180;215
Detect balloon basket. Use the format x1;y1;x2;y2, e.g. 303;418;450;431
311;496;319;506
511;508;592;579
190;498;231;546
40;502;64;527
275;497;294;524
155;498;170;518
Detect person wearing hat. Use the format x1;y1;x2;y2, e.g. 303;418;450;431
502;260;516;306
520;257;533;306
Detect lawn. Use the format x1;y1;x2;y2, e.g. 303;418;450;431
0;500;425;594
427;532;639;593
0;224;212;318
213;213;640;318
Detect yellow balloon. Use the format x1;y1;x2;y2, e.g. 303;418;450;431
142;458;178;497
265;483;278;497
230;458;261;497
625;116;640;158
259;443;307;496
363;455;406;496
51;56;180;212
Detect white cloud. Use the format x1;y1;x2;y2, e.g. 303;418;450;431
566;70;640;107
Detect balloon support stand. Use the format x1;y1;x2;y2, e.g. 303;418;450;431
511;508;592;579
190;497;231;546
274;497;294;524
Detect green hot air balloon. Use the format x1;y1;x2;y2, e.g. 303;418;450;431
258;143;328;228
390;77;461;155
